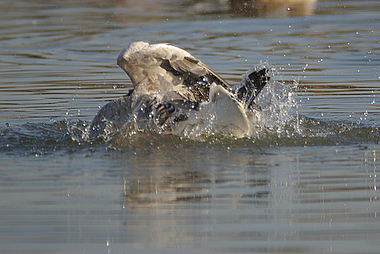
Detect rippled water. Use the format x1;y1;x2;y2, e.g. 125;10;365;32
1;0;380;253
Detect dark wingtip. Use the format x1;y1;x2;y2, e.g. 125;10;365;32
247;68;270;97
234;67;270;110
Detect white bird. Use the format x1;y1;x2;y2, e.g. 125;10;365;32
88;41;269;140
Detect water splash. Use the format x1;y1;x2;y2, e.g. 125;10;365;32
168;64;298;139
254;65;298;136
66;64;298;143
60;65;379;148
0;116;378;156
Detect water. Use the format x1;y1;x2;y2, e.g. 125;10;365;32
1;0;380;253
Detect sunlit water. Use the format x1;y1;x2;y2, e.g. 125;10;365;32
1;0;380;253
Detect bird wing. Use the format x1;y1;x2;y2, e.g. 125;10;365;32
117;41;230;102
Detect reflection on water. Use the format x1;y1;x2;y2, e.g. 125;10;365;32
123;144;270;206
117;144;379;252
1;141;379;253
121;147;272;251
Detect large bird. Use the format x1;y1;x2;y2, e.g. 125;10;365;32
88;41;269;140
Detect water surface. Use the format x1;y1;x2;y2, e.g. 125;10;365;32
1;0;380;253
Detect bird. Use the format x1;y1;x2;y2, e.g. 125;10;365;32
87;41;270;140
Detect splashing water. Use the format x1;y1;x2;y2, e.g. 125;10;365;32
67;64;297;143
254;65;298;136
168;64;298;140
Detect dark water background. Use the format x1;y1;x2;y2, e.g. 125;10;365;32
1;0;380;253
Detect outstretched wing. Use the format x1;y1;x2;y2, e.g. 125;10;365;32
234;68;270;110
117;41;230;102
